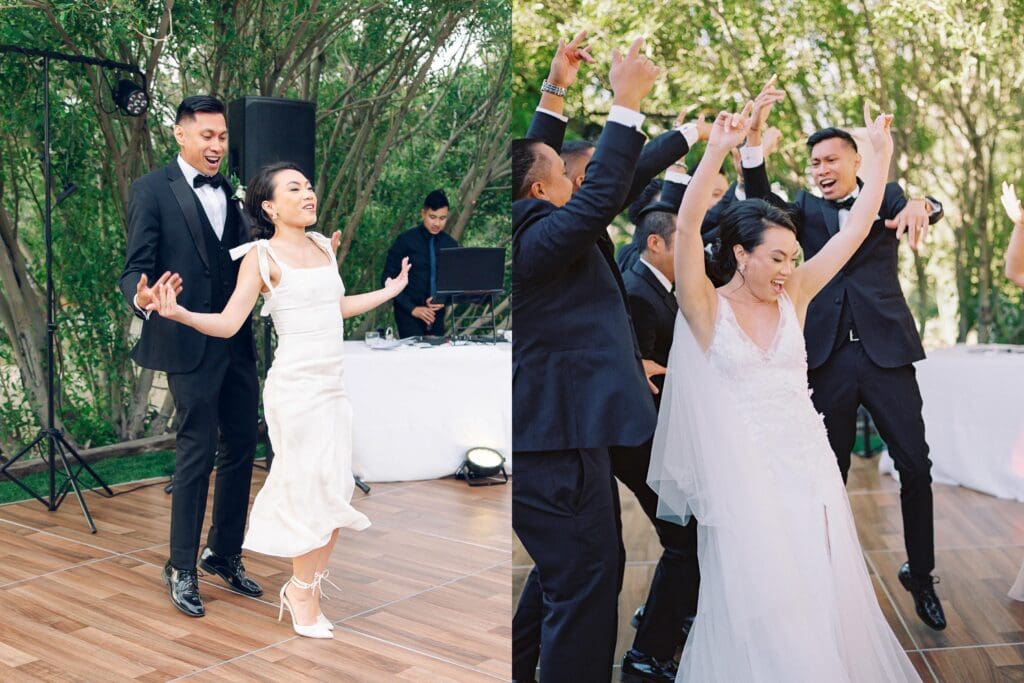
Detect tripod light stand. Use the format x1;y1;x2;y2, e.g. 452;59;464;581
0;46;149;532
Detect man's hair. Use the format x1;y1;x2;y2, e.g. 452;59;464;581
561;139;595;165
175;96;225;124
806;127;858;153
511;138;547;200
423;189;449;210
634;210;676;253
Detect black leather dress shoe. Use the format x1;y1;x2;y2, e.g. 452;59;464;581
630;604;646;629
163;560;204;617
621;649;678;683
198;547;263;597
898;562;946;630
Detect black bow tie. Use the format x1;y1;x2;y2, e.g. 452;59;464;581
193;173;224;189
830;196;856;211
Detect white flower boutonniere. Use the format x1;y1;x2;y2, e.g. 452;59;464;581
231;185;246;202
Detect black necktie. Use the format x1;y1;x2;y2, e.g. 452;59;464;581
193;173;224;189
830;196;855;211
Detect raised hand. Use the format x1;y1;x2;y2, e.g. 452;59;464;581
762;126;783;156
1002;182;1022;225
383;257;411;298
750;75;785;133
863;102;894;157
145;282;190;323
548;30;595;89
673;110;712;142
707;102;754;152
608;36;659;111
136;271;182;310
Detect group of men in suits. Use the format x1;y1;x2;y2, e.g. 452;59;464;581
512;35;947;683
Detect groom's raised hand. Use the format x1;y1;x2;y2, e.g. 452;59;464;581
548;30;595;90
609;36;659;112
135;271;182;312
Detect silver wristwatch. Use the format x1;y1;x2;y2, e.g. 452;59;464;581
541;79;566;97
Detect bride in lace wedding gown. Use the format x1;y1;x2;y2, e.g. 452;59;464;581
648;102;920;681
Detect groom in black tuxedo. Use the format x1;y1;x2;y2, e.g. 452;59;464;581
120;96;263;617
742;123;947;630
512;33;659;682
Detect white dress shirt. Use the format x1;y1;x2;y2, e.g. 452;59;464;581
177;155;227;239
639;256;672;292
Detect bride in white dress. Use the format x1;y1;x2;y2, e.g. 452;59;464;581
647;101;921;681
147;162;410;639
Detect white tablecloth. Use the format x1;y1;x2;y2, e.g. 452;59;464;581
879;345;1024;500
343;341;511;482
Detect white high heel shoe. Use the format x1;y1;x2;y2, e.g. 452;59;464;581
314;570;343;631
278;576;332;639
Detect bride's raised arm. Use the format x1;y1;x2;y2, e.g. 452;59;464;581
789;105;894;308
674;103;752;349
1002;182;1024;288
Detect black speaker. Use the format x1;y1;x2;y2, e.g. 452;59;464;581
228;97;315;185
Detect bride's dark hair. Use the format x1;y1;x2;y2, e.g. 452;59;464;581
710;199;796;283
244;161;307;239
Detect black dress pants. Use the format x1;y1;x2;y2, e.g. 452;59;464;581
166;337;259;570
611;440;700;660
808;338;935;576
512;448;620;682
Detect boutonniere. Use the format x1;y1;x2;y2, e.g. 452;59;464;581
228;174;246;202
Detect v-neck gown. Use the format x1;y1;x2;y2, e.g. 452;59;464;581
671;291;919;682
231;232;370;558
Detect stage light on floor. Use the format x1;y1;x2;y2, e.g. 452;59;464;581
455;447;508;486
112;78;148;116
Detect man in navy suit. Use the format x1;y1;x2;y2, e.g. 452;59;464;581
742;114;947;630
613;204;700;682
512;33;659;681
120;96;263;618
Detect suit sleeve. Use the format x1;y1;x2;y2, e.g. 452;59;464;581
525;110;567;153
627;292;658;360
119;179;159;320
885;183;944;225
382;235;419;314
514;122;644;282
623;130;690;210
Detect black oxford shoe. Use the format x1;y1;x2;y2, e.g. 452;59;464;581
198;547;263;598
163;560;204;617
898;562;947;631
621;649;678;683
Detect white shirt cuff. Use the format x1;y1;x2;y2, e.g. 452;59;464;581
665;170;692;185
675;122;698;148
535;106;568;123
133;293;152;320
607;105;645;131
740;145;764;168
734;185;747;201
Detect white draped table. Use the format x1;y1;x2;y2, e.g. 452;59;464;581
343;341;511;482
879;344;1024;500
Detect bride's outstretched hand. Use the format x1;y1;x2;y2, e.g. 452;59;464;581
864;102;894;157
1001;182;1022;225
146;282;190;323
383;257;411;297
707;101;753;152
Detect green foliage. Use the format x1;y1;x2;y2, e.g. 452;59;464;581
513;0;1024;345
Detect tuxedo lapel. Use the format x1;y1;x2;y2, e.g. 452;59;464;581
222;177;252;242
821;200;841;237
633;260;676;315
165;163;210;268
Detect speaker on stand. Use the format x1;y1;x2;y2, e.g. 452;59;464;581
228;97;316;473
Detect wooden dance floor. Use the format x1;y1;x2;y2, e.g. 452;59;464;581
513;455;1024;682
0;469;510;681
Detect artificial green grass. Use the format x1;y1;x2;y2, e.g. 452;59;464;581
0;443;268;505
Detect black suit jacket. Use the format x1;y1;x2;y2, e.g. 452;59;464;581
622;259;678;409
119;161;255;374
743;162;942;369
513;115;656;452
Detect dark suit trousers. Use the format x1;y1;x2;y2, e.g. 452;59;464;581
512;448;620;682
808;338;935;576
166;337;259;569
611;441;699;660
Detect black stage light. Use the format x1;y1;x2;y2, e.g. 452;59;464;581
454;447;508;486
112;78;148;116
